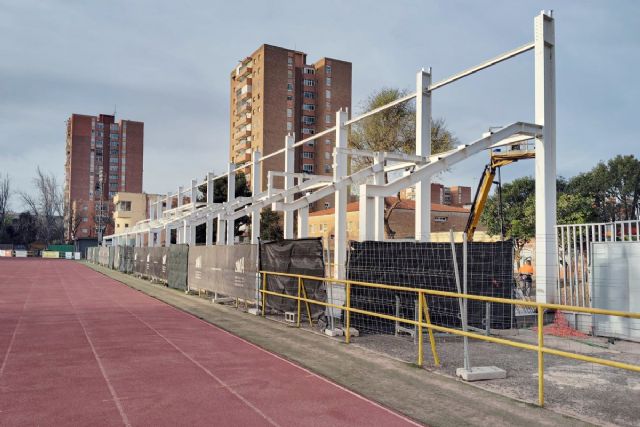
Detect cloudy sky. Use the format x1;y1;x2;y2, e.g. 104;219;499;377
1;0;638;210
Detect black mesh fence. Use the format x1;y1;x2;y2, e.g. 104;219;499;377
346;240;514;336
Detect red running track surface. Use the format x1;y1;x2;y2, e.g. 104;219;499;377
0;259;420;427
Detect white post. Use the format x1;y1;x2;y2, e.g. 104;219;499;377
226;162;236;245
147;229;153;247
251;151;262;244
190;179;197;211
373;152;385;241
358;185;374;241
206;172;214;246
283;134;295;239
182;220;188;245
189;221;196;245
165;226;171;247
297;207;309;238
415;69;432;242
334;109;348;279
177;186;183;207
216;214;225;245
534;10;558;304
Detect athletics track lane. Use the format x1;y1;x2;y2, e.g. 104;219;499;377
0;259;419;427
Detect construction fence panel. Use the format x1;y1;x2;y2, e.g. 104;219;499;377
120;246;134;273
188;244;258;300
259;238;326;319
148;247;168;282
167;244;189;290
591;241;640;342
113;246;122;270
346;240;514;336
133;247;150;276
98;247;110;266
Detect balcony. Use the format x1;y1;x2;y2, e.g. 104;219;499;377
236;112;252;126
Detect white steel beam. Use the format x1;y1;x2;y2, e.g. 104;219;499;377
297;206;309;238
373;152;385;240
534;10;558;304
251;150;261;244
334;109;348;280
415;69;432;241
283;134;295;239
365;122;542;198
226;162;236;245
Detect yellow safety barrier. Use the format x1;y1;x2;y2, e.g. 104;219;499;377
42;251;60;259
259;270;640;407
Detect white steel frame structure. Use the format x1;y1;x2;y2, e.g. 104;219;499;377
104;11;558;303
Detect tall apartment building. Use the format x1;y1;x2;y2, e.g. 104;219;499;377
64;113;143;241
229;44;351;211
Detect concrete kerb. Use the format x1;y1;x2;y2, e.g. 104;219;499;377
80;261;592;427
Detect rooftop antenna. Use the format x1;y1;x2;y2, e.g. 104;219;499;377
113;105;117;117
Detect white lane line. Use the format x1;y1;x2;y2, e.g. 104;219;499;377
58;265;132;427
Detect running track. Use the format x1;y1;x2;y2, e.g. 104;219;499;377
0;259;418;426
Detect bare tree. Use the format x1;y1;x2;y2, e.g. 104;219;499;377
350;88;458;237
0;173;10;233
20;167;64;245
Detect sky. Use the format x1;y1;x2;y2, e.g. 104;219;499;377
1;0;639;211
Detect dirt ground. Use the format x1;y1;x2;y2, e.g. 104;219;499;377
352;330;640;427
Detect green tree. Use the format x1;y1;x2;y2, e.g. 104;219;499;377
481;177;598;265
566;155;640;221
350;88;457;237
260;207;283;241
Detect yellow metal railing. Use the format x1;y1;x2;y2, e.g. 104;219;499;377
259;270;640;407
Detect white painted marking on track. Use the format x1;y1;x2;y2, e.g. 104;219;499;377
57;265;132;427
89;265;422;427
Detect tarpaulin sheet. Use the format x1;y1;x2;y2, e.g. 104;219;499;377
188;245;258;300
167;244;189;290
346;240;514;334
148;247;168;282
108;246;115;269
133;247;150;276
259;238;326;318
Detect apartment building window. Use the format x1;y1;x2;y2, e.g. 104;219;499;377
434;216;448;223
325;114;331;124
326;65;332;73
81;217;88;223
110;149;118;155
287;108;293;118
307;141;315;147
287;95;293;101
81;228;88;234
326;77;332;86
302;104;315;111
97;123;104;130
324;202;330;209
303;79;315;86
110;133;119;139
109;157;119;164
324;164;332;173
287;57;293;65
324;152;330;160
302;164;314;172
288;70;293;78
303;91;315;99
118;201;132;211
287;83;293;91
325;139;332;145
302;128;315;135
325;90;331;99
303;67;315;74
109;165;118;172
302;152;314;159
287;122;292;131
110;124;119;131
109;174;118;180
302;116;315;125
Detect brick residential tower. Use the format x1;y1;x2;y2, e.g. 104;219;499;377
230;44;351;211
64;114;143;241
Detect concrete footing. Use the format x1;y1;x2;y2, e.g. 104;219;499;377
325;328;344;337
456;366;507;381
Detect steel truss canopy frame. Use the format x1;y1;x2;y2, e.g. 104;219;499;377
103;11;557;303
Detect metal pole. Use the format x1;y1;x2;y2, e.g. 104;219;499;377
449;230;469;370
418;291;424;366
345;282;351;344
415;69;432;242
538;306;545;406
462;232;470;370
